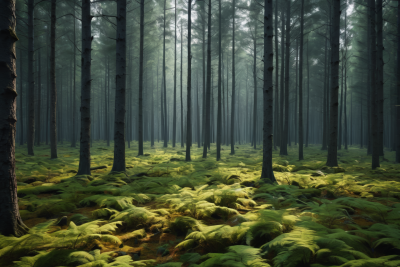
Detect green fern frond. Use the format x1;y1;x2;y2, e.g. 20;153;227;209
92;208;120;219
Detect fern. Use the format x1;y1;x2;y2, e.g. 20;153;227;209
193;245;270;267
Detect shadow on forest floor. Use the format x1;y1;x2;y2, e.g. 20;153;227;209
2;142;400;267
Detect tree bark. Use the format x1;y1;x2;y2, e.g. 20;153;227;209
71;0;77;148
112;0;126;172
203;0;212;158
326;0;340;167
0;0;29;237
261;0;276;183
298;0;304;160
230;0;236;155
274;0;279;150
180;20;184;148
163;0;168;148
370;0;380;169
173;0;177;147
321;32;328;150
376;0;384;156
306;37;310;148
77;0;92;175
27;0;34;156
138;0;144;155
253;12;258;150
36;50;41;146
279;9;285;154
396;1;400;164
19;50;23;145
217;0;222;160
50;0;57;159
282;0;290;153
186;0;192;161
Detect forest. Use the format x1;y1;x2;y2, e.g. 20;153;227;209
1;0;400;266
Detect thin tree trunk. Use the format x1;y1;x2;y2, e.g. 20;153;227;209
173;0;177;147
376;0;384;156
203;0;212;158
217;0;222;160
77;0;92;175
19;50;24;145
298;0;304;160
369;0;379;168
321;29;328;150
279;9;285;155
180;20;184;148
396;0;400;163
253;17;257;150
186;0;192;161
50;0;57;159
112;0;126;172
344;9;348;150
282;0;290;155
306;37;310;148
36;50;41;146
230;0;236;155
261;0;276;182
71;2;77;147
138;0;144;155
326;0;341;167
163;0;168;147
274;0;279;149
27;0;35;155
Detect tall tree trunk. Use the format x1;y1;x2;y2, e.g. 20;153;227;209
180;21;184;148
344;8;348;150
321;30;328;150
163;0;168;147
279;9;285;154
295;38;298;146
369;0;380;169
27;0;34;156
112;0;126;172
282;0;290;154
261;0;276;183
217;0;222;160
197;71;200;147
19;50;24;145
298;0;304;160
376;0;384;156
306;37;310;148
138;0;144;155
36;50;41;146
50;0;57;159
186;0;192;161
326;0;340;167
77;0;92;175
46;39;49;146
253;17;257;150
203;0;212;158
396;0;400;164
338;50;344;150
230;0;236;155
274;0;279;150
201;2;205;148
71;1;77;148
0;0;29;237
173;0;177;147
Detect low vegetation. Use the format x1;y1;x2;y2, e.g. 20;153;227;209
2;141;400;267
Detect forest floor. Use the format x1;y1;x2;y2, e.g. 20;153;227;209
2;142;400;267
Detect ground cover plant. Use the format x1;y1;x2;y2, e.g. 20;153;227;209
1;141;400;267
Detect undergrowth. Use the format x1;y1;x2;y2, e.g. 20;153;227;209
2;141;399;267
